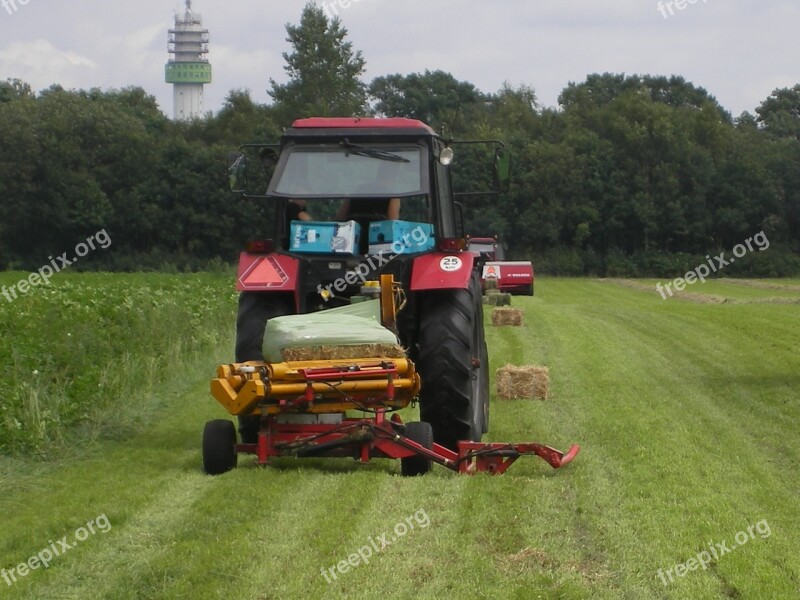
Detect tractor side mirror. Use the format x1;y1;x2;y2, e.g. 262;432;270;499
493;148;512;193
227;153;248;194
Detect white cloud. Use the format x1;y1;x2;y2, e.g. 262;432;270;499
0;39;97;90
207;44;281;106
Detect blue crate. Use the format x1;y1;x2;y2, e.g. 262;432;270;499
367;220;434;255
289;220;361;255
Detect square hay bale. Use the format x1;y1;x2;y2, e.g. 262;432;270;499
484;293;511;306
484;278;499;291
491;306;523;326
281;343;406;362
496;364;549;400
494;294;511;306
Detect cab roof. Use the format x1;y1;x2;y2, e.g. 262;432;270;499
290;117;436;134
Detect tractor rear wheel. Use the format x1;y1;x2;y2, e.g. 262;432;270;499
235;292;293;443
417;274;485;450
400;421;433;477
203;419;237;475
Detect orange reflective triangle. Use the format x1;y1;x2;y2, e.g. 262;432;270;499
245;258;285;285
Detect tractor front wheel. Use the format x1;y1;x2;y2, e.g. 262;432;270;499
416;274;485;450
203;419;237;475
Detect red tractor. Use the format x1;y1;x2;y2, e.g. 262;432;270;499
228;118;508;451
210;117;578;475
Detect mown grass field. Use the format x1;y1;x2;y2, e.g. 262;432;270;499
1;276;799;599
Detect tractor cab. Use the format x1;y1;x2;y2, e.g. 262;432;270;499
228;118;510;315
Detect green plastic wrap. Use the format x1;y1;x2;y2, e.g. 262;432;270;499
263;299;400;362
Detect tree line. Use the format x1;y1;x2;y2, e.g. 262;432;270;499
1;3;799;276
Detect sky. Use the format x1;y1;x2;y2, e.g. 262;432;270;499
0;0;797;119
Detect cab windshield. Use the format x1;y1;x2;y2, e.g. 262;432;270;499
270;145;428;198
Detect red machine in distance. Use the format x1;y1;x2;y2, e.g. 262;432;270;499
482;261;535;296
468;237;534;296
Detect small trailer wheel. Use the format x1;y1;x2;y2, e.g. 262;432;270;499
401;421;433;477
203;419;238;475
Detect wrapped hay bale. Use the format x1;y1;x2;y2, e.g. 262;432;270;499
264;299;406;362
491;306;522;325
496;365;549;400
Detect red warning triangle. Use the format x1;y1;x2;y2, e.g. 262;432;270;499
244;257;287;286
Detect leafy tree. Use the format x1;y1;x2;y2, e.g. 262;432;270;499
735;111;759;131
269;3;367;125
560;73;730;121
369;70;486;135
0;78;33;103
483;83;538;139
756;85;800;139
194;89;281;146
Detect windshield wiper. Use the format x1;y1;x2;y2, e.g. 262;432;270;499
340;140;410;163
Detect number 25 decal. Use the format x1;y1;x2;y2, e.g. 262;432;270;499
439;256;463;272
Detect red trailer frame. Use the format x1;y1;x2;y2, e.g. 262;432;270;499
237;410;580;475
222;360;579;475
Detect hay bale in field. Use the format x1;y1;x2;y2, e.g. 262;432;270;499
496;364;549;400
484;293;511;306
484;278;498;291
491;306;523;326
281;343;406;362
485;288;501;295
494;294;511;306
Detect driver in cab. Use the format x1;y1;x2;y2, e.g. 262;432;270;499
335;160;402;221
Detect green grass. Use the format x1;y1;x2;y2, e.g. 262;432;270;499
635;277;800;301
1;278;799;598
0;272;237;454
